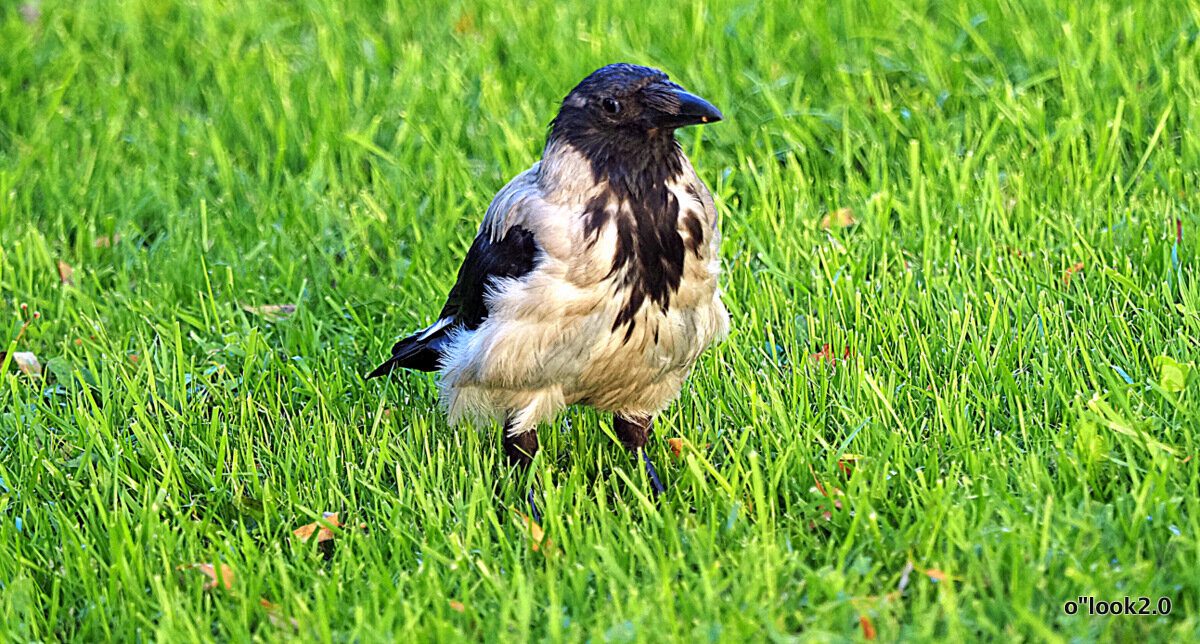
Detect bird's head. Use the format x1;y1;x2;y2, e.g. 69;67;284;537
547;64;722;169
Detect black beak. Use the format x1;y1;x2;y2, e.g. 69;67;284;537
654;87;723;129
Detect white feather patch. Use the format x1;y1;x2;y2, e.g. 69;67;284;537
417;316;455;341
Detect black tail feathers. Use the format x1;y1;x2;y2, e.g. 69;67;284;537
366;322;453;379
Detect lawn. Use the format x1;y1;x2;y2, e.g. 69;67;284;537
3;0;1199;640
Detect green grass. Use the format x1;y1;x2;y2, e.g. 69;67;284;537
2;0;1200;640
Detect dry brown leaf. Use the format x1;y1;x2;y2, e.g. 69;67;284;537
260;599;299;631
179;564;295;629
452;10;476;34
837;453;862;477
1062;262;1084;286
859;614;877;640
93;234;122;248
811;344;852;367
924;568;949;583
178;563;235;590
666;437;709;459
12;352;42;376
808;464;828;498
820;207;857;230
510;507;552;554
243;304;296;321
668;437;684;459
808;465;847;526
57;260;75;286
293;512;342;544
448;600;465;613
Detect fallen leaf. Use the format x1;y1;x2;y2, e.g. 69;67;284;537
859;614;877;640
808;464;828;498
260;599;299;631
293;512;342;544
808;467;846;526
820;207;857;230
57;260;75;286
811;344;852;367
243;304;296;321
668;438;684;459
93;234;122;248
12;352;42;376
837;453;862;476
179;564;295;629
811;344;833;365
816;496;843;518
924;568;948;583
1062;262;1084;286
510;507;552;554
666;437;710;459
178;563;235;590
448;601;465;613
452;9;476;34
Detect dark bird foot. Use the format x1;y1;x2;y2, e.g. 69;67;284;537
642;449;666;498
526;488;542;525
503;422;543;522
615;414;667;499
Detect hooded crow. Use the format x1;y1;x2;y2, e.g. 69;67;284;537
369;63;728;499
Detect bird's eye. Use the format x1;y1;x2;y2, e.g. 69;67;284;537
602;98;621;115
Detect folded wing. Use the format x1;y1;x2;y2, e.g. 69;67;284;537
366;170;545;379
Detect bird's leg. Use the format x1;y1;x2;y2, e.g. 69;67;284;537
502;421;541;523
614;414;665;497
503;422;539;467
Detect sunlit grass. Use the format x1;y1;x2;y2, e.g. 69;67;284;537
2;0;1199;640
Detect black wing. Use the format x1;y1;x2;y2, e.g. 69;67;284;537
366;225;539;379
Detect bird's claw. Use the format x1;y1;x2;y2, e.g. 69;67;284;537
642;449;666;498
527;488;542;525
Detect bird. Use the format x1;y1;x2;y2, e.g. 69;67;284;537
368;63;728;508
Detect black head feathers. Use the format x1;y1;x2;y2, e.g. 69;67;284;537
548;63;722;165
543;65;724;336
